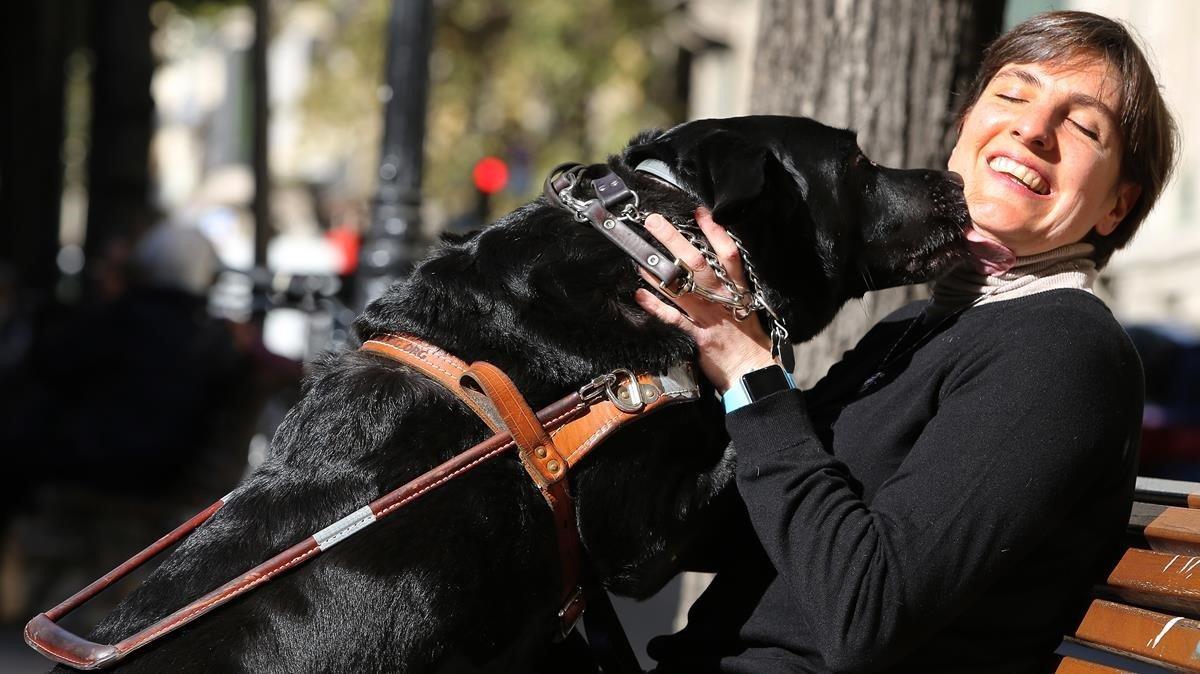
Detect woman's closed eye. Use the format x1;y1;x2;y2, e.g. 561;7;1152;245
1068;118;1100;141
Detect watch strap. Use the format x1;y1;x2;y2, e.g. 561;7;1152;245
723;366;796;414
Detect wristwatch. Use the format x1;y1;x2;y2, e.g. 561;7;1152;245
722;364;796;414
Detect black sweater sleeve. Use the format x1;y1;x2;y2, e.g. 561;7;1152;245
726;307;1141;672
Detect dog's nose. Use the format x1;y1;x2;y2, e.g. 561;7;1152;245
946;171;965;187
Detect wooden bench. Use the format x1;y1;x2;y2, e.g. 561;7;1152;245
1056;477;1200;673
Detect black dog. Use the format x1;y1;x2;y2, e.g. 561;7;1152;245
60;116;968;672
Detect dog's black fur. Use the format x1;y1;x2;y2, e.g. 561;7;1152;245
63;116;969;672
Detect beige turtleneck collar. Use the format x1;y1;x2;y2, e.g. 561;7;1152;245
927;242;1098;317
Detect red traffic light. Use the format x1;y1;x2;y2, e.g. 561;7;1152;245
472;156;509;195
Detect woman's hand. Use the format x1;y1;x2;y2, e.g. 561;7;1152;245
634;209;776;393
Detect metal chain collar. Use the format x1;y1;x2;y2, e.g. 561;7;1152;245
653;214;792;367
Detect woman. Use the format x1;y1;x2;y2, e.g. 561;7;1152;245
637;11;1178;673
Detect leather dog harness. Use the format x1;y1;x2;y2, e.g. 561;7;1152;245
25;334;700;670
360;335;697;638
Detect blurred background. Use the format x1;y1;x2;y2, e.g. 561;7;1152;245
0;0;1196;669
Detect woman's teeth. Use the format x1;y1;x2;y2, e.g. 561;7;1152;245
988;156;1048;195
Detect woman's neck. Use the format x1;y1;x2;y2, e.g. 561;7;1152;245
928;242;1098;316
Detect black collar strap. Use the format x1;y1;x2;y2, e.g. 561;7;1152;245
544;162;692;297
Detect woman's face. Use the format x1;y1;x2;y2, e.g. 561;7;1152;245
948;57;1141;258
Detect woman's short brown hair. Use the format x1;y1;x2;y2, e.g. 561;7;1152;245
956;10;1179;267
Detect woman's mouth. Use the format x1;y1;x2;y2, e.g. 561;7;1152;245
987;156;1049;195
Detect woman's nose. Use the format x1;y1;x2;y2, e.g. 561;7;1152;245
1010;106;1056;151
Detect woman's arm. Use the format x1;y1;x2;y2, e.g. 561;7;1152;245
727;322;1138;670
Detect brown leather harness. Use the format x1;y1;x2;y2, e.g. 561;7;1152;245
25;333;699;670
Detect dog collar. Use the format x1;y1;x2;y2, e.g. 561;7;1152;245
545;161;795;371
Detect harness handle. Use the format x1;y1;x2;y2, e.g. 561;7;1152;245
25;615;118;671
24;498;228;669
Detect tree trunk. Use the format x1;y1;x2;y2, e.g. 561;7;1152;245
750;0;1004;386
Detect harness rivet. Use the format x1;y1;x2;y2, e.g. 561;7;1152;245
535;447;548;459
641;384;660;401
647;254;661;266
547;460;560;472
603;219;617;230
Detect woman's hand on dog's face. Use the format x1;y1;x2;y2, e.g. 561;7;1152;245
635;209;776;393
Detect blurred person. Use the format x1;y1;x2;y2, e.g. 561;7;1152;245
13;224;242;493
0;263;33;374
0;224;255;622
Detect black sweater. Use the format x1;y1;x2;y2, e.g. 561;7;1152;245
649;290;1141;673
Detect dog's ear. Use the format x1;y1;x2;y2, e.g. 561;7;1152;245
690;130;782;223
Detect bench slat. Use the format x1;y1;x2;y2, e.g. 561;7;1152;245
1074;599;1200;671
1135;478;1200;509
1144;507;1200;556
1107;549;1200;617
1132;503;1170;532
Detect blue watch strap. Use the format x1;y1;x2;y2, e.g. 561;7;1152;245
723;367;795;414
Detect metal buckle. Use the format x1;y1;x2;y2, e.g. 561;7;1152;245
658;260;694;298
556;586;586;641
606;369;644;413
687;283;752;312
579;372;617;405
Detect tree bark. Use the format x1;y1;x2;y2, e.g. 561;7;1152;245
749;0;1004;386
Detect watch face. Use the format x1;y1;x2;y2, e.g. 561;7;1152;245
742;365;791;401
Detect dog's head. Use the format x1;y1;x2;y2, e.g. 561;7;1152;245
617;115;970;340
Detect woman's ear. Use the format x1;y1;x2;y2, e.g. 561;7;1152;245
1095;181;1142;237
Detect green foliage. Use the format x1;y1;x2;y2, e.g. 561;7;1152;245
300;0;683;223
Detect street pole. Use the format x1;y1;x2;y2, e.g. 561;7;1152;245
251;0;271;323
252;0;270;279
354;0;434;311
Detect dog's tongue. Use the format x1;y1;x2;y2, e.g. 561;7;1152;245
964;227;1016;275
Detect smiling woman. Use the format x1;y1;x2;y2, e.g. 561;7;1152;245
950;12;1178;267
638;10;1181;674
949;58;1140;261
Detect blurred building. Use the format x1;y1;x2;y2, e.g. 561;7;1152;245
685;0;760;119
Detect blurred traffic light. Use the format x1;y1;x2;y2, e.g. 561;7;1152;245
472;156;509;195
472;156;508;224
